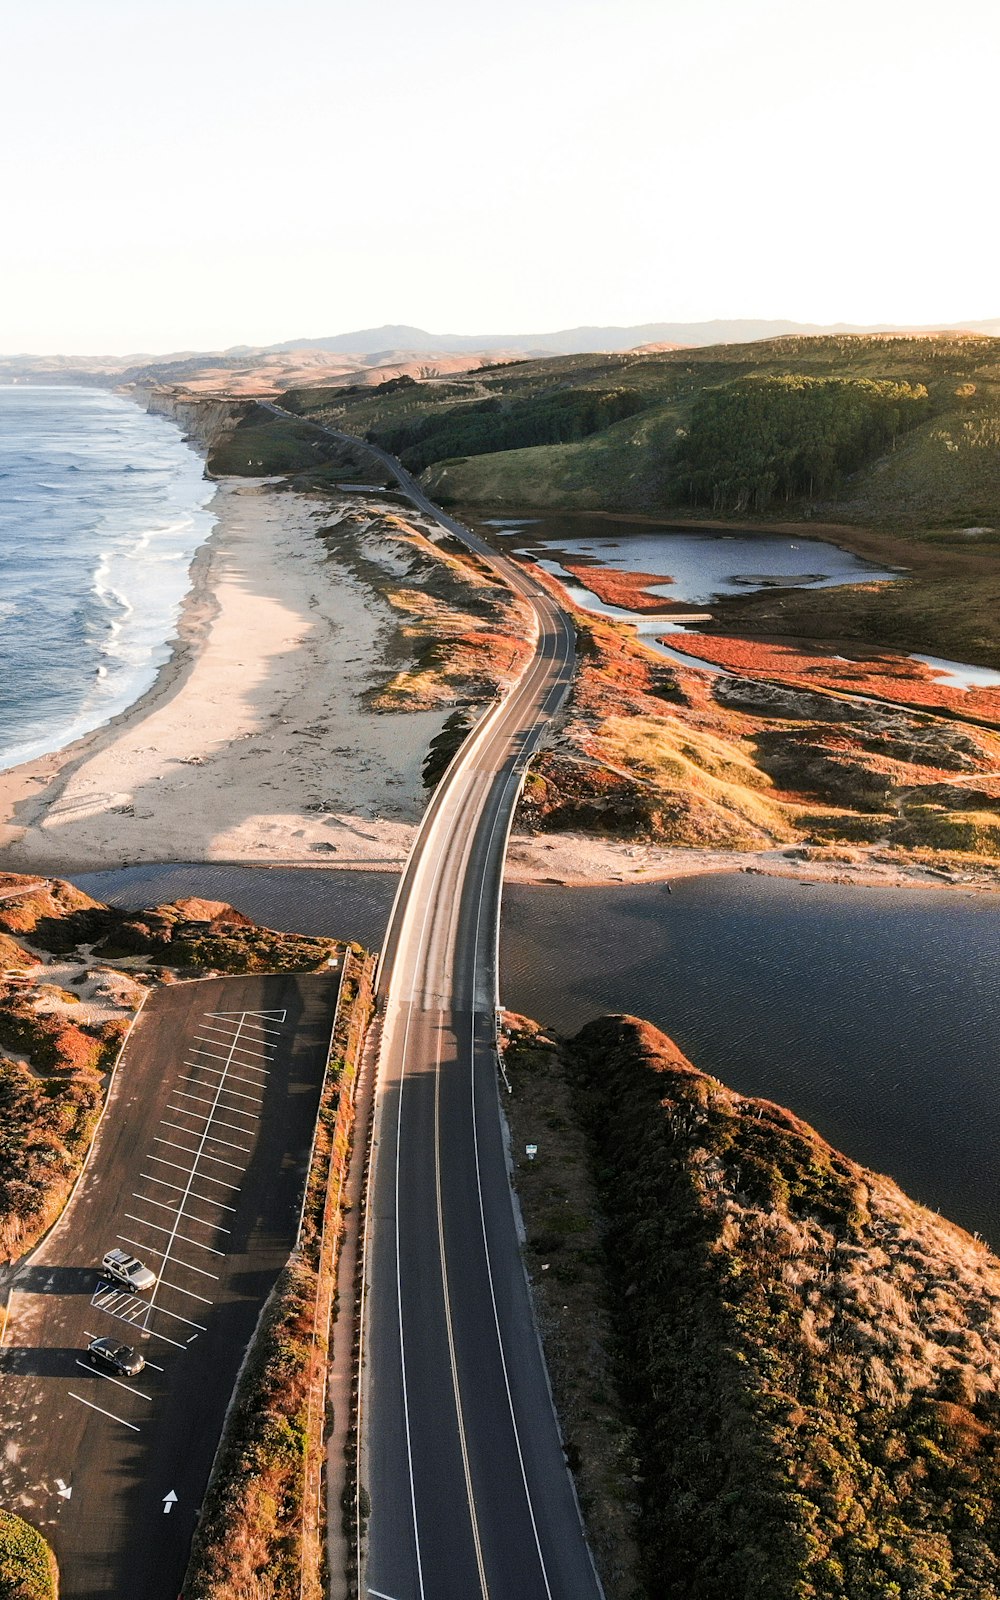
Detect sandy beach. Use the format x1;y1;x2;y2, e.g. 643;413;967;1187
2;476;995;896
0;480;449;875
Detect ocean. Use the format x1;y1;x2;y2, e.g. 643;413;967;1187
0;385;216;772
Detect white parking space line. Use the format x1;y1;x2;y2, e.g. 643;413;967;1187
199;1023;276;1050
140;1174;238;1211
150;1303;207;1333
140;1010;270;1338
153;1136;203;1158
123;1214;226;1256
184;1066;268;1090
193;1056;271;1079
74;1359;153;1400
165;1106;258;1138
69;1393;140;1431
115;1235;220;1279
153;1138;245;1173
159;1279;214;1305
230;1041;277;1059
184;1055;267;1078
195;1033;272;1058
172;1090;259;1121
147;1153;240;1190
159;1120;252;1155
131;1193;232;1233
193;1038;274;1066
179;1074;262;1105
84;1324;175;1363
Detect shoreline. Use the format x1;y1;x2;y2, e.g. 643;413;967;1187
1;471;996;896
0;479;446;876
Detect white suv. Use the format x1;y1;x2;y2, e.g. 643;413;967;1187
100;1248;157;1293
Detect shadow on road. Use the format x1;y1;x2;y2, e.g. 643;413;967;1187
0;1345;90;1377
12;1265;97;1296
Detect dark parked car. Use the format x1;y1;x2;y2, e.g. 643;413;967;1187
86;1336;145;1377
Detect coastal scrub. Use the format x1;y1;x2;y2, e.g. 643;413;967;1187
567;1014;1000;1599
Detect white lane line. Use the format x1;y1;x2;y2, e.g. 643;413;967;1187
166;1105;257;1138
387;857;440;1600
69;1392;140;1431
159;1278;214;1305
159;1120;252;1155
153;1138;245;1173
434;1018;490;1594
123;1214;226;1256
131;1193;232;1233
140;1174;238;1211
172;1090;258;1121
147;1153;240;1189
189;1045;231;1062
115;1235;219;1280
74;1359;153;1400
468;750;556;1597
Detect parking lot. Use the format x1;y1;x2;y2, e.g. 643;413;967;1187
0;972;339;1599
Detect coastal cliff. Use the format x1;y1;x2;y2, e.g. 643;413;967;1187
131;384;250;455
505;1013;1000;1599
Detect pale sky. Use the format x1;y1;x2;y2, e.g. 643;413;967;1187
3;0;998;355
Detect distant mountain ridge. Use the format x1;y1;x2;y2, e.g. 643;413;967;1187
3;317;998;386
256;317;1000;357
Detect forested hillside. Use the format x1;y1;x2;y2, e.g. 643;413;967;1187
268;334;1000;526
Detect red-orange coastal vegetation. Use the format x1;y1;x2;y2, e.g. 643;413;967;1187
563;564;687;614
673;632;1000;722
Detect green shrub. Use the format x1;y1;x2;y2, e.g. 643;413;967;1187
0;1510;58;1599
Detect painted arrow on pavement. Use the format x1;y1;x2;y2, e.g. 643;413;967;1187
162;1490;178;1514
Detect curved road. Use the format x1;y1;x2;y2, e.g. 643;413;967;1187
259;404;604;1598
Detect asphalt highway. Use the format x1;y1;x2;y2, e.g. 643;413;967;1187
259;404;605;1597
0;972;339;1599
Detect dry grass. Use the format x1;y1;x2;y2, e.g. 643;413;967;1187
316;508;534;712
570;1014;1000;1598
514;609;1000;872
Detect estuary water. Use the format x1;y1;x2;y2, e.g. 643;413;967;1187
0;386;216;771
482;511;898;605
77;864;1000;1247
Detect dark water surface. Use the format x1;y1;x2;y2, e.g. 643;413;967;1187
78;865;1000;1245
502;874;1000;1245
76;864;400;956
